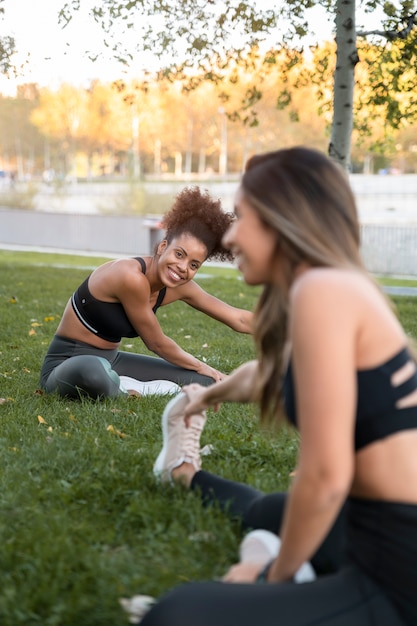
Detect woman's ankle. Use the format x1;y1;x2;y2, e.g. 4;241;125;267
171;461;196;487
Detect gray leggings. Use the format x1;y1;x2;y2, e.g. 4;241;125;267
40;335;214;399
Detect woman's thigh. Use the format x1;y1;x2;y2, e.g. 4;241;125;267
112;351;214;385
140;567;403;626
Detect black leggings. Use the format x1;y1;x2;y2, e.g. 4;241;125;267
191;470;346;575
40;335;214;399
140;471;405;626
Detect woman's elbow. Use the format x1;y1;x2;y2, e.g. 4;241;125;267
234;313;254;334
300;464;352;508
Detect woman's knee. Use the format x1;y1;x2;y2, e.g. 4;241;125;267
45;355;122;399
140;585;196;626
142;582;237;626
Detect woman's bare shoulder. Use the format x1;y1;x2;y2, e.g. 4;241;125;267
92;257;150;298
289;268;382;334
291;267;372;302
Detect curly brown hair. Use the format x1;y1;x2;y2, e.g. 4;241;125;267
160;186;235;262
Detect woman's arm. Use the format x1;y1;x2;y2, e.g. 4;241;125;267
268;271;357;581
183;360;259;421
224;271;359;583
118;268;227;381
178;280;253;334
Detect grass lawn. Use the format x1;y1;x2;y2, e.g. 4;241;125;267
0;250;416;625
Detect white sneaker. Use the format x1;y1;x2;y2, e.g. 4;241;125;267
239;529;281;565
119;376;181;396
239;529;316;583
153;392;206;482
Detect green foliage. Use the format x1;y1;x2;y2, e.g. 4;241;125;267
0;0;16;76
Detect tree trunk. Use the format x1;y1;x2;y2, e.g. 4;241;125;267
329;0;359;169
198;147;206;174
185;118;193;174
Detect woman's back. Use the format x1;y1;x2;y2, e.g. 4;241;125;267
289;266;417;505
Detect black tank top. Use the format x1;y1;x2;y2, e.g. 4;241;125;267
283;346;417;450
71;257;166;342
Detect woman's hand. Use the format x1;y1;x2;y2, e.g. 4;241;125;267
196;361;228;383
182;383;219;425
222;562;263;583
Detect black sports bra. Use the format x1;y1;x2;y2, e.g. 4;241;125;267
283;347;417;450
71;257;166;342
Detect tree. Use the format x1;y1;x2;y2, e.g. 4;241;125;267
0;0;17;75
60;0;417;169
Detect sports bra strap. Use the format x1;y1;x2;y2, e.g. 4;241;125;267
136;257;146;273
154;287;167;311
135;256;166;312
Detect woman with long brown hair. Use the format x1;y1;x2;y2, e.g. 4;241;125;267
140;146;417;625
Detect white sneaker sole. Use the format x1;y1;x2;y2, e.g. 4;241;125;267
239;529;316;583
153;392;188;478
119;376;181;396
239;529;281;564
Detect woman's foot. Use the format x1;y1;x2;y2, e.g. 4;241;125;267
239;529;316;583
153;392;206;484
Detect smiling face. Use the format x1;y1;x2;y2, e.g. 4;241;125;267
223;187;279;286
156;233;208;286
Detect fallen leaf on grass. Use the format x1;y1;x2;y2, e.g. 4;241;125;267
44;316;55;322
106;424;127;438
28;329;36;336
0;397;14;404
37;415;47;425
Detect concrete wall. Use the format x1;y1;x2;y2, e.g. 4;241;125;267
0;208;163;256
1;207;417;276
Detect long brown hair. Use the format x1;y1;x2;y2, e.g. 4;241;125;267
241;147;365;423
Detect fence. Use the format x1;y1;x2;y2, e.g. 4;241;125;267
360;224;417;276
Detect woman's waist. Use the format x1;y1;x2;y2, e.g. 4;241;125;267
56;306;121;349
351;430;417;504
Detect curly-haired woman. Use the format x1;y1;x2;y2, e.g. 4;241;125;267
40;186;253;400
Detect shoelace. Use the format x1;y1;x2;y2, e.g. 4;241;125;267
181;417;205;464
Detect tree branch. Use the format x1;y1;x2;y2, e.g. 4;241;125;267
357;11;417;41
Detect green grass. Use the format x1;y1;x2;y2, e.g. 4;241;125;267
377;276;417;288
1;250;416;625
0;250;292;625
